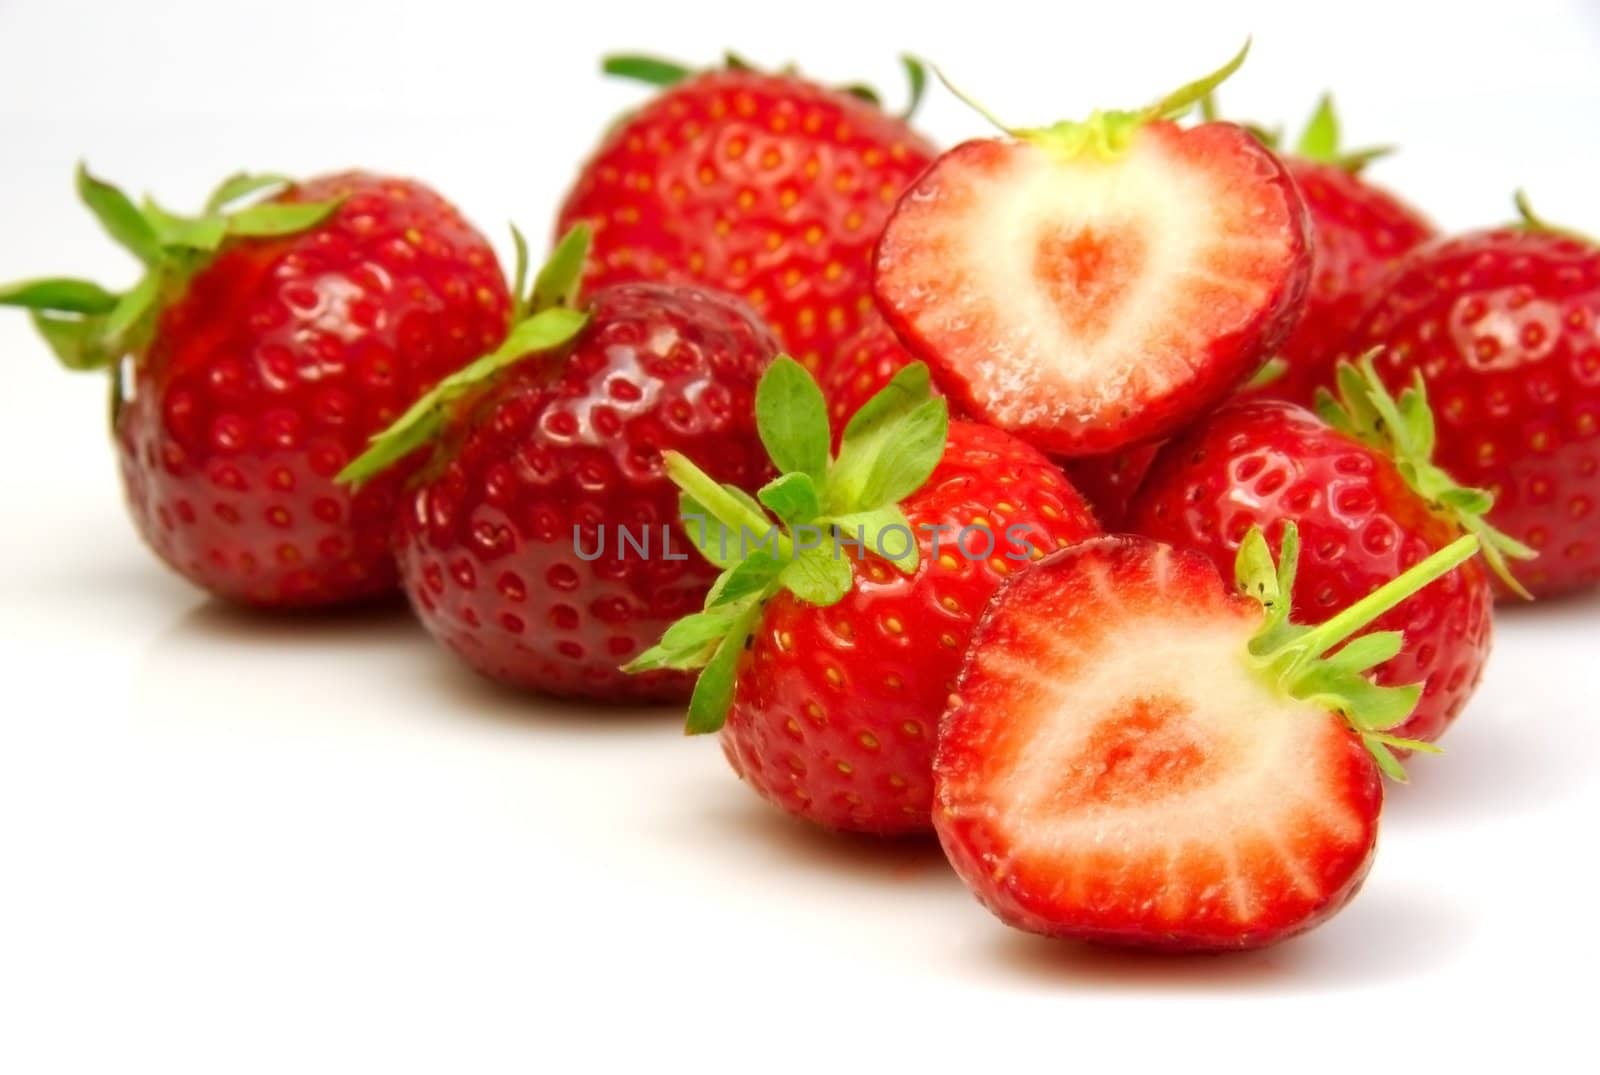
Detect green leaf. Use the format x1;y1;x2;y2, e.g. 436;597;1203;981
1145;38;1251;121
204;172;292;215
758;471;820;524
226;198;343;238
338;306;588;485
510;224;531;320
708;551;783;607
1295;93;1340;162
100;272;161;344
1240;356;1287;392
76;163;162;267
624;603;744;672
830;362;943;513
841;83;882;107
1323;631;1404;676
603;54;693;87
900;54;928;119
828;503;919;573
684;604;761;734
856;397;948;508
0;277;119;314
780;544;853;607
755;355;831;484
530;223;591;313
27;310;108;370
142;198;228;251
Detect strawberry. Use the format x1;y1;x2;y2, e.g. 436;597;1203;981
1235;96;1434;406
871;44;1311;456
627;359;1099;832
1129;355;1529;743
1347;196;1600;597
0;168;510;607
340;227;777;701
934;525;1478;951
555;55;937;375
1062;444;1161;530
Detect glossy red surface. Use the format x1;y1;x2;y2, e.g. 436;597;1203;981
719;421;1100;833
395;283;776;702
556;69;936;375
1349;228;1600;596
117;173;510;607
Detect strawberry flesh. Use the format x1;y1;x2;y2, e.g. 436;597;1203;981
873;123;1311;456
934;536;1381;950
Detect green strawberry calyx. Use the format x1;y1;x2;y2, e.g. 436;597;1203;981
1315;349;1536;597
625;357;950;735
1218;92;1394;172
0;166;343;375
1513;191;1597;245
603;52;929;120
937;39;1249;162
336;224;593;487
1236;521;1479;780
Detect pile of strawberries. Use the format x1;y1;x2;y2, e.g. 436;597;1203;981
7;43;1597;953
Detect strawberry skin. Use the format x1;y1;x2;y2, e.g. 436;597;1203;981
1349;228;1600;596
1250;159;1433;407
556;68;936;374
1128;398;1491;743
721;421;1099;833
935;536;1382;950
1062;443;1161;530
116;173;510;607
394;283;776;701
873;122;1311;455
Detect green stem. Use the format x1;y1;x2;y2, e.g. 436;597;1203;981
663;451;792;559
1286;534;1478;661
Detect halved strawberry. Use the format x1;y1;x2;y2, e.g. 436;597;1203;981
872;44;1311;456
934;525;1477;951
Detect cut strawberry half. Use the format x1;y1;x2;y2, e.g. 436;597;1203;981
934;525;1478;951
873;44;1311;456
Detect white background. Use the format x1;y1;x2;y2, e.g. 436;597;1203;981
2;1;1598;1070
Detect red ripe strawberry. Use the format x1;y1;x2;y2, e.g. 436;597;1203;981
1;168;510;607
935;526;1478;950
1347;198;1600;597
1237;96;1434;406
628;360;1099;833
1062;444;1161;530
556;55;937;375
872;44;1311;456
1128;356;1528;743
340;227;777;701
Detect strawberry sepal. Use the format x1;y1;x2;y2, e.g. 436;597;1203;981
1236;521;1479;779
0;165;341;377
1315;349;1537;596
626;357;951;733
603;52;929;120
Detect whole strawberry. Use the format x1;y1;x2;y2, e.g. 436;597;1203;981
872;44;1311;456
628;360;1099;833
936;526;1478;950
556;55;937;374
1348;197;1600;597
341;227;777;701
1128;356;1527;744
1239;96;1434;406
1;168;510;607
